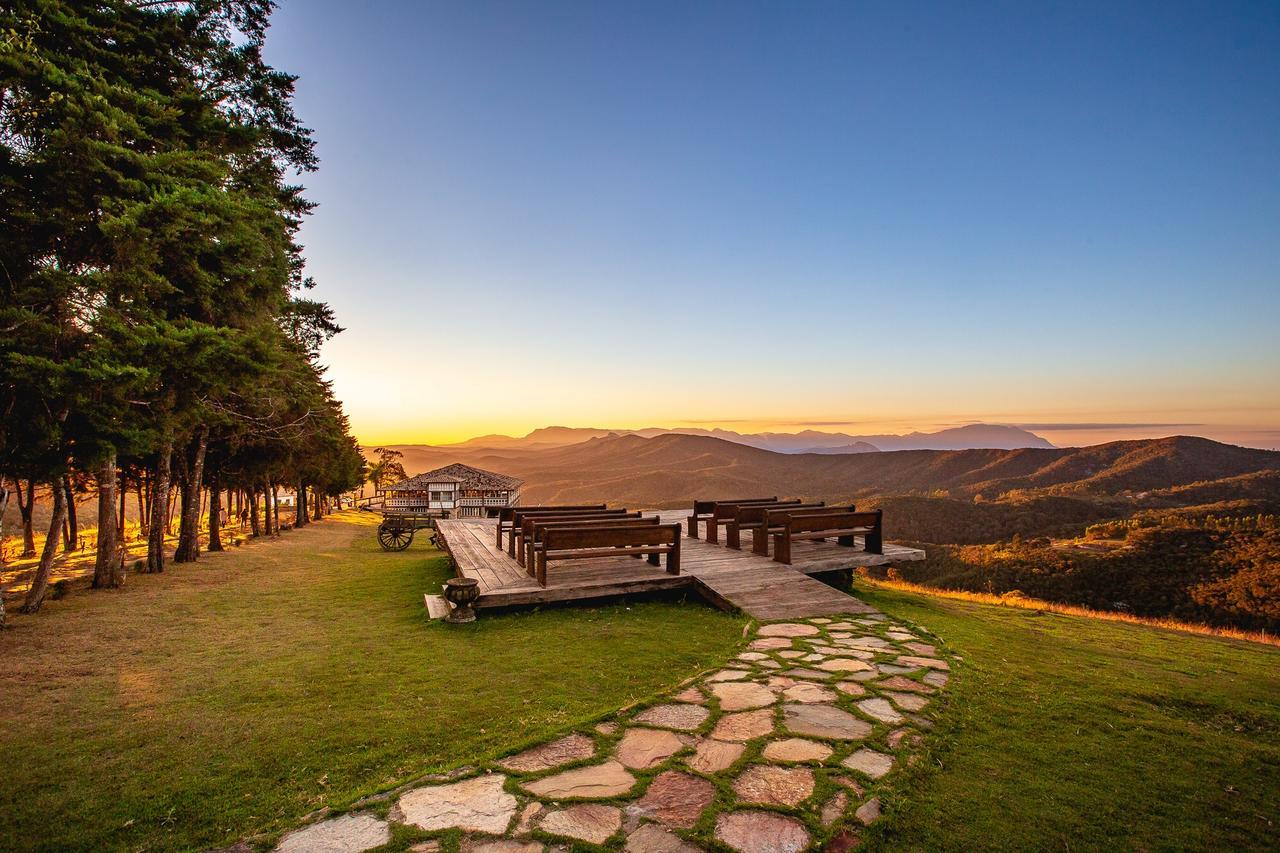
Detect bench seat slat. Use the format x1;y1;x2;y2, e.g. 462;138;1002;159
546;545;676;559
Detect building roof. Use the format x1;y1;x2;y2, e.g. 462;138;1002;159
386;462;523;492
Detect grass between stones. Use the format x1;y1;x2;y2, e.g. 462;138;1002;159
856;581;1280;851
351;610;938;852
0;512;742;852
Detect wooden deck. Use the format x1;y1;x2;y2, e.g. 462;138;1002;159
433;510;925;620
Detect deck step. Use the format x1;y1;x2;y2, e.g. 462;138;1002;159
423;594;451;620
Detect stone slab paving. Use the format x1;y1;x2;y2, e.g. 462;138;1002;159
275;812;390;852
266;612;952;852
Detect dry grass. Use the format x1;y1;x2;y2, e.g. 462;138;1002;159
858;573;1279;647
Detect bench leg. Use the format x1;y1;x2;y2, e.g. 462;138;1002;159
865;530;883;554
647;550;660;566
706;520;719;544
496;525;504;548
838;534;855;547
668;538;681;574
726;523;742;549
687;515;699;538
536;551;548;587
509;533;518;559
773;533;792;564
753;527;769;555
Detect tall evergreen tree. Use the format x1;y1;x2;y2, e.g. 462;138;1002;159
2;2;360;605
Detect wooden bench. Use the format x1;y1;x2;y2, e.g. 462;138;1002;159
497;505;606;548
518;511;645;567
723;501;828;550
751;504;854;554
706;499;802;544
508;507;628;559
770;509;883;564
524;515;661;574
687;497;777;539
535;524;682;587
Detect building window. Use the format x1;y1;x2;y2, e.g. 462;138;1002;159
430;491;450;502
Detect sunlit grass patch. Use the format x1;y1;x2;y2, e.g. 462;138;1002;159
0;513;742;851
860;574;1279;647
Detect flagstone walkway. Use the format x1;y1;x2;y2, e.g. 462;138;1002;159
271;612;951;852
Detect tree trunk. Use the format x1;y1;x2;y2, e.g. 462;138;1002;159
92;454;122;589
174;427;208;563
136;477;148;538
207;477;223;552
248;490;261;537
118;474;128;539
261;484;272;536
296;481;309;527
271;482;280;531
21;479;68;614
146;440;172;572
16;478;36;558
62;475;78;553
0;483;6;625
0;482;9;569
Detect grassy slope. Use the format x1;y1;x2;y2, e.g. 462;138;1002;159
0;513;743;852
4;513;1278;852
858;583;1280;851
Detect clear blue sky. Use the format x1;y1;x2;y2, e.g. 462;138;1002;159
263;1;1280;448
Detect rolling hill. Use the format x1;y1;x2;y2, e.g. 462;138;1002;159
375;433;1280;509
431;422;1054;453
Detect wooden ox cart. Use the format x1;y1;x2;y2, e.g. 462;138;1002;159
376;511;439;551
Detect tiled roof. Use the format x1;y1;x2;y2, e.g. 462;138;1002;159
387;462;523;491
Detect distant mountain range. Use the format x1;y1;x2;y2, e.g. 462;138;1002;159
437;422;1056;454
372;433;1280;510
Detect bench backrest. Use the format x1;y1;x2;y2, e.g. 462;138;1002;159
691;497;777;515
527;512;655;537
543;524;680;552
771;509;880;534
525;513;648;538
736;502;831;524
510;507;624;528
713;498;802;521
500;504;606;523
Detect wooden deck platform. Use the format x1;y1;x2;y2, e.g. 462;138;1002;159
433;510;925;620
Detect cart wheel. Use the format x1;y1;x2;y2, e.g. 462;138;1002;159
378;524;414;551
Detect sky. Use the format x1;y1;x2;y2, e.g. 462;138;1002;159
262;1;1280;449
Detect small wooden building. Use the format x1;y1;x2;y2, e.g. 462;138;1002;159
383;463;523;518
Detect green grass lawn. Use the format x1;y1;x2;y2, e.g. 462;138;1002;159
856;582;1280;851
0;513;744;852
4;515;1278;852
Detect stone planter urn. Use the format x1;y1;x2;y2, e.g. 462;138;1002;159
443;577;480;624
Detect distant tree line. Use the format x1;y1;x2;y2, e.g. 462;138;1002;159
1;1;364;617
